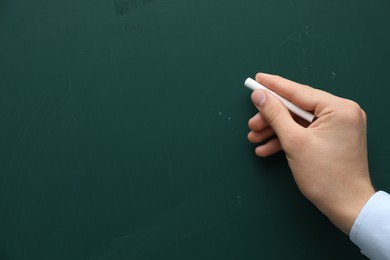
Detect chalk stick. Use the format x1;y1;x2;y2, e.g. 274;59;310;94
244;77;315;123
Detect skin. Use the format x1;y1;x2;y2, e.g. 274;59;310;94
247;73;375;234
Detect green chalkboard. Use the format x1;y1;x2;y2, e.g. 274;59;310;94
1;0;390;259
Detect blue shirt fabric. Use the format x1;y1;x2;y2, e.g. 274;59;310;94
350;191;390;260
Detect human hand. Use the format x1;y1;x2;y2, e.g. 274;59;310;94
247;73;375;234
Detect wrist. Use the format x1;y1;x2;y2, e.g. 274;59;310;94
320;185;375;234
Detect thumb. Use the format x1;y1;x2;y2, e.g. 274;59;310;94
251;90;300;140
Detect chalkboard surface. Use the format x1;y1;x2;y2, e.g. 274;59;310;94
1;0;390;259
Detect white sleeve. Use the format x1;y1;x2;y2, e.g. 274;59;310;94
349;191;390;260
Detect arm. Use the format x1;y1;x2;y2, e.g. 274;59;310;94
247;73;375;234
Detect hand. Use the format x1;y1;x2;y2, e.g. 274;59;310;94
247;73;375;234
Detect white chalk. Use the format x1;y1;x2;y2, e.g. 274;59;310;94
244;77;315;123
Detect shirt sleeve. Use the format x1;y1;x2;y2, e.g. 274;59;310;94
349;191;390;260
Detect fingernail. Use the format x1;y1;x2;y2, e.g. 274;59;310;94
257;90;267;106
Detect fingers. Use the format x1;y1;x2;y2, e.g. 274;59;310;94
255;73;337;117
251;90;301;142
248;113;268;132
255;138;282;157
361;109;367;125
248;127;275;143
247;112;278;157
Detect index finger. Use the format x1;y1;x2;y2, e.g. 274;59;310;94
255;73;337;116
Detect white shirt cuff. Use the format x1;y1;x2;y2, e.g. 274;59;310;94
349;191;390;260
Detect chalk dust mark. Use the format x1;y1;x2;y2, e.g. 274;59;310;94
270;32;308;82
114;0;155;16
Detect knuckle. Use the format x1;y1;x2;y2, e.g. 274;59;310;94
274;74;283;81
248;118;254;129
301;83;312;89
248;115;261;131
265;103;282;125
361;109;367;124
339;99;364;124
247;131;254;142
